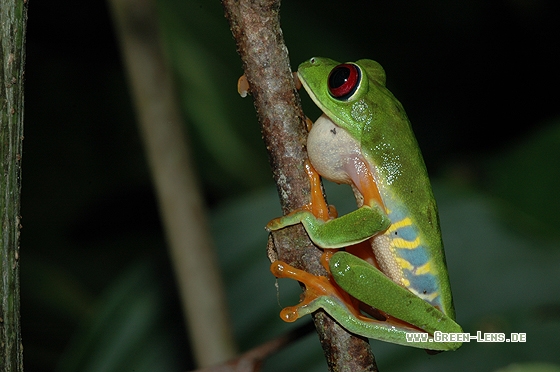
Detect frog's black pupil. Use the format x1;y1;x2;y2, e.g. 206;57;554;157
329;67;351;89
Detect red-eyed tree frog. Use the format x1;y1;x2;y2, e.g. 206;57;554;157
267;57;462;351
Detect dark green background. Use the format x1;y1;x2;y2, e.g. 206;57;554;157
22;0;560;371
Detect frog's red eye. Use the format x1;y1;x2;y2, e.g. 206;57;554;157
328;63;361;100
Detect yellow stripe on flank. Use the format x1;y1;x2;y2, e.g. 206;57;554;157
391;236;421;249
414;261;434;275
387;217;413;233
396;257;414;271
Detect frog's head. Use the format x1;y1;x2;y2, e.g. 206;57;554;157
298;57;388;142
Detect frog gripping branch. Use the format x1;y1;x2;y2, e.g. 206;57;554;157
268;57;462;351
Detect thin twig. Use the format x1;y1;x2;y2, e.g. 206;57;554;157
222;1;378;370
194;322;315;372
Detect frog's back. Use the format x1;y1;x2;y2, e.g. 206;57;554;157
361;81;455;319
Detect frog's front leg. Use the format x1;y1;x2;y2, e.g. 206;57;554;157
267;205;389;248
266;160;390;248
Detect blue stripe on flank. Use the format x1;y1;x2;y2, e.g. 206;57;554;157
396;245;430;267
393;224;416;241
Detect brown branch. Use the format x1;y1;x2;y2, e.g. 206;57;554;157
222;1;378;371
0;0;28;370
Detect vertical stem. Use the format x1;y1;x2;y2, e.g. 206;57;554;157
0;0;28;371
222;1;378;370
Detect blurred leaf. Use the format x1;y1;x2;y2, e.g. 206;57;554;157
494;363;560;372
56;261;187;372
23;258;95;324
485;118;560;240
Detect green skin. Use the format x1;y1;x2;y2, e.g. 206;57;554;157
268;57;462;351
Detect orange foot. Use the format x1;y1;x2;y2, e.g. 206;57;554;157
270;258;362;322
